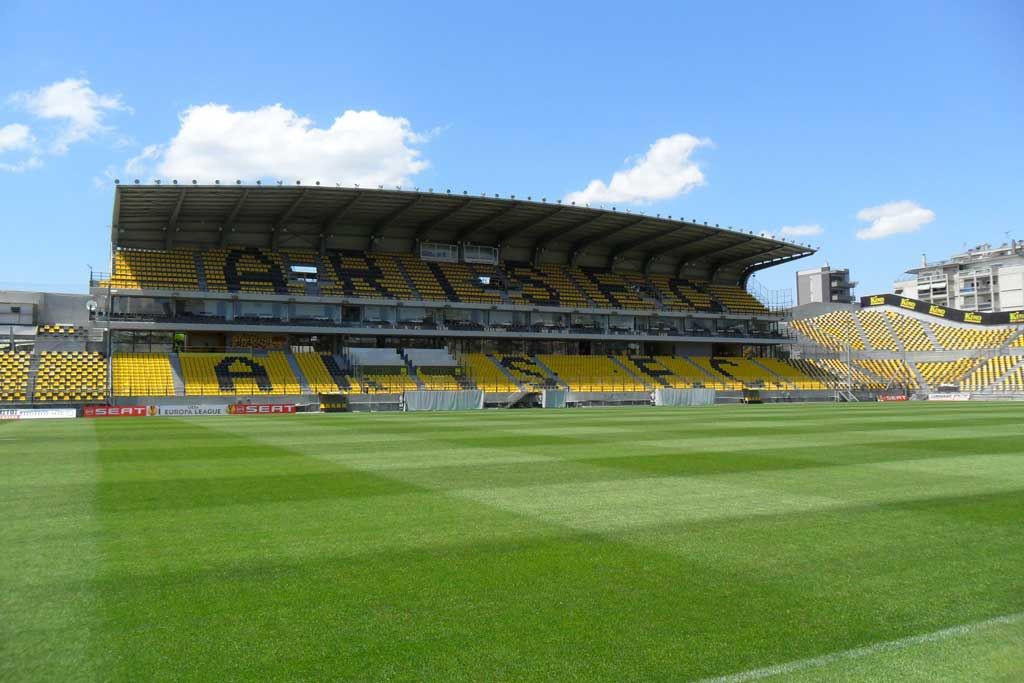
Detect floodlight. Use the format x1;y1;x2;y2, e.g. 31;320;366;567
215;179;220;185
134;179;140;184
236;180;241;185
172;179;178;185
192;180;197;185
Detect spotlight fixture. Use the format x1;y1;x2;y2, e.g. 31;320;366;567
215;179;220;185
277;180;283;186
154;179;161;185
236;180;241;185
134;179;140;184
192;179;197;185
114;178;120;184
315;181;320;186
256;180;262;185
296;180;301;185
172;179;178;185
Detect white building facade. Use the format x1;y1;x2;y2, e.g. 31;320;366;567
894;242;1024;312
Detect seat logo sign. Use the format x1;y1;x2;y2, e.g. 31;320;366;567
869;296;886;306
228;404;297;415
963;312;983;324
84;405;150;417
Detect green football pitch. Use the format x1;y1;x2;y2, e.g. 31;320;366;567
3;402;1023;681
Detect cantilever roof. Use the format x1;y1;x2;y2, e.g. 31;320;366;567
111;184;815;279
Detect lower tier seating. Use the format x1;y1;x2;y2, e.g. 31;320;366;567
179;352;301;395
462;353;519;391
112;353;175;397
34;351;107;402
537;354;644;391
0;352;31;401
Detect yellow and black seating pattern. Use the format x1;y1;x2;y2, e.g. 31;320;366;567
755;358;829;389
462;354;519;391
110;248;199;290
931;324;1015;350
112;353;175;397
179;352;300;395
961;355;1021;391
705;284;768;313
885;311;935;351
537;354;645;392
0;352;31;401
34;351;107;402
857;310;898;351
915;359;982;388
790;311;865;351
37;324;85;338
856;359;918;388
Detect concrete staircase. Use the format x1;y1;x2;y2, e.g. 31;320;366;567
749;358;792;389
24;354;42;401
193;252;209;291
393;256;423;299
284;352;312;394
850;312;873;350
921;321;944;350
167;353;186;396
398;352;426;389
879;314;906;353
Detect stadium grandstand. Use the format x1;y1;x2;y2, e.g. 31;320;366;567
3;183;1024;412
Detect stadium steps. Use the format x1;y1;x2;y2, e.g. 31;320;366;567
530;355;569;389
562;269;598;307
486;353;524;389
398;353;426;389
167;354;187;396
394;259;423;300
284;352;312;394
24;353;42;401
908;361;928;390
879;314;906;353
193;252;209;291
850;313;873;350
607;355;651;390
921;321;944;350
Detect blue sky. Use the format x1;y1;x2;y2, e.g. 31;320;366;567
1;0;1021;296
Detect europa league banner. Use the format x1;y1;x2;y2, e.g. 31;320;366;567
861;294;1024;326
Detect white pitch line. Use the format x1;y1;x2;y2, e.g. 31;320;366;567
692;611;1024;683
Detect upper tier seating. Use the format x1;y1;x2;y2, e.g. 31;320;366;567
108;247;767;314
885;311;935;351
790;311;864;351
179;352;300;395
112;353;175;397
856;310;898;351
537;355;645;391
0;352;31;402
931;324;1015;350
110;249;199;290
34;351;107;402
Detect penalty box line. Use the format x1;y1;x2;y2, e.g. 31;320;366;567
693;611;1024;683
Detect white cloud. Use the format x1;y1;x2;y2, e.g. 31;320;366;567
132;103;429;185
0;156;42;173
0;123;34;153
779;224;823;238
564;133;711;205
10;77;129;153
855;200;934;240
